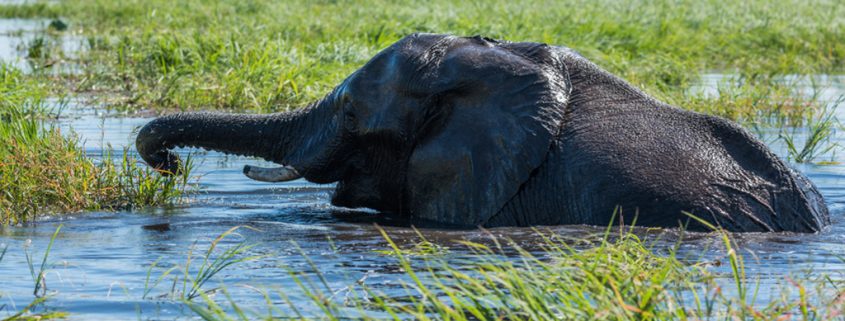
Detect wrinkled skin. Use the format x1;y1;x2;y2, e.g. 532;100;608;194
137;33;830;232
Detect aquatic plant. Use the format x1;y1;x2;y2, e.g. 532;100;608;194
779;97;842;163
0;64;195;225
47;19;66;32
182;226;263;301
183;225;845;320
141;226;262;301
1;225;69;321
682;75;829;125
23;225;61;298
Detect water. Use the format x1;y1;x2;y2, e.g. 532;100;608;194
7;102;554;319
0;18;84;73
692;74;845;102
0;28;844;317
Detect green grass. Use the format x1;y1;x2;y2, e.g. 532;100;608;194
1;0;840;161
1;225;69;321
0;0;842;118
181;226;263;301
140;226;263;301
1;0;841;158
780;98;841;163
0;64;194;225
180;226;845;320
1;223;839;320
24;224;60;298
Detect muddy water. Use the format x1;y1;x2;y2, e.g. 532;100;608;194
0;54;844;320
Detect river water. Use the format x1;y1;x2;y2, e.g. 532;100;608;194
1;20;845;320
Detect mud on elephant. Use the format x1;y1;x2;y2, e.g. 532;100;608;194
136;33;829;232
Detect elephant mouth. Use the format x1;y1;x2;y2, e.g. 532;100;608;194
243;164;302;182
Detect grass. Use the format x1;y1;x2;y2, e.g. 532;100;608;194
2;224;259;320
181;225;845;320
1;222;841;320
181;226;263;301
0;0;840;117
141;226;263;301
0;64;194;225
23;225;60;298
779;97;842;163
685;75;836;124
1;225;68;321
1;0;840;160
0;0;840;160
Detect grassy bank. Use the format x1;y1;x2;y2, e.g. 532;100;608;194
0;0;841;120
0;65;193;225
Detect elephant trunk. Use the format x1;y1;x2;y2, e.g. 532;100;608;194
136;98;333;178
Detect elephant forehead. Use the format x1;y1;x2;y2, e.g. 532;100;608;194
395;33;455;58
445;45;503;65
347;50;429;97
396;35;510;77
352;51;405;83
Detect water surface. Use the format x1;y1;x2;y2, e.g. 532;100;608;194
0;18;84;73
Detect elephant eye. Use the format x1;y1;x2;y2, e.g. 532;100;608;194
343;102;358;131
343;102;356;119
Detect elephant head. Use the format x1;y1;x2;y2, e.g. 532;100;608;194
136;34;571;226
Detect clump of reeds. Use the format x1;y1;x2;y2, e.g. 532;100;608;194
0;65;194;225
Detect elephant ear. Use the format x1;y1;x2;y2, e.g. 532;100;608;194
405;40;571;226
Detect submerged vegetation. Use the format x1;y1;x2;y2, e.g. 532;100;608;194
0;65;193;225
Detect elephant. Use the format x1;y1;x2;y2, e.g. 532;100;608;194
136;33;830;232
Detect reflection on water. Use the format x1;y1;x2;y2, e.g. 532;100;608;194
0;78;844;318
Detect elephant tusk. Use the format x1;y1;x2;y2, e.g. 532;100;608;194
243;164;302;182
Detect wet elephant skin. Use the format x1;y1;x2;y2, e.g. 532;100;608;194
136;33;829;232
